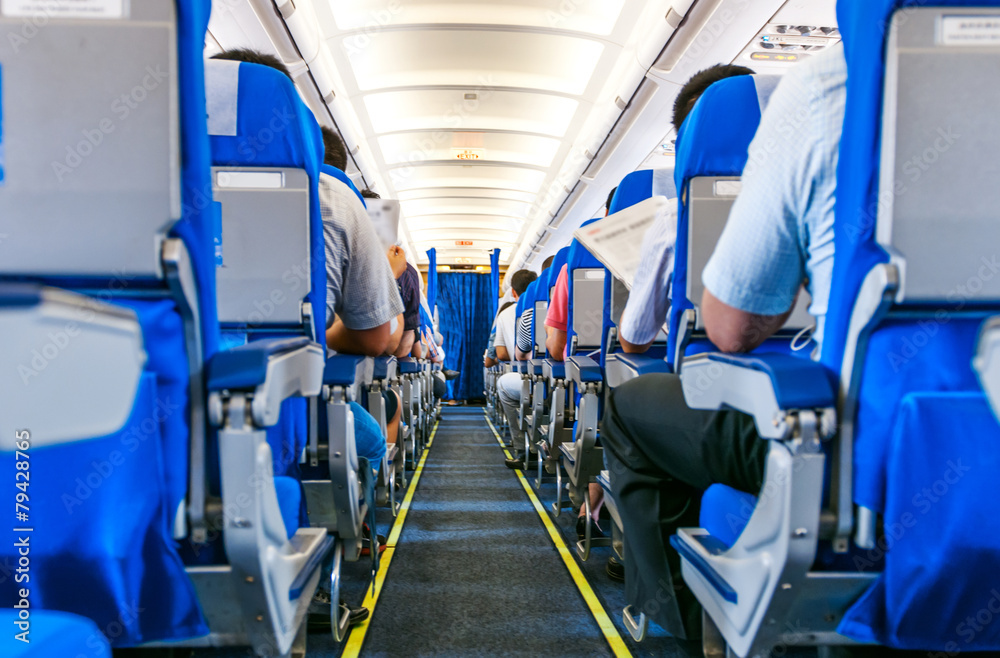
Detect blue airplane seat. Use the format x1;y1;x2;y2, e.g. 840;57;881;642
824;0;1000;650
668;74;784;370
206;58;328;490
0;0;218;645
0;609;111;658
673;3;1000;654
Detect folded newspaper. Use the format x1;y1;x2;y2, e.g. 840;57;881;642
367;199;401;249
572;196;673;289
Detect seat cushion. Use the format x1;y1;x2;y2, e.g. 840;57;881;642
840;392;1000;651
274;476;304;539
699;484;758;550
0;609;110;658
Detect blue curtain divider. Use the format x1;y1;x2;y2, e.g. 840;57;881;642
426;248;438;315
437;272;492;400
489;248;501;320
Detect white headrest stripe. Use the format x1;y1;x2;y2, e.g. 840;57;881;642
652;168;677;200
752;75;781;116
205;59;241;137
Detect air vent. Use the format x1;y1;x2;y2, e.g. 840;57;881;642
739;24;841;65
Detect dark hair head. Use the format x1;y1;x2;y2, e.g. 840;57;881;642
320;127;348;170
211;48;294;82
541;255;555;271
605;186;618;213
672;64;755;132
510;269;538;297
361;188;381;200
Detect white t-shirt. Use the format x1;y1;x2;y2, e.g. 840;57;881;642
493;303;518;354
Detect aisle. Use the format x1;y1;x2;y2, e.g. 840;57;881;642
347;406;620;657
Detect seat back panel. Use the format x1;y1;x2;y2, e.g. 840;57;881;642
0;2;180;279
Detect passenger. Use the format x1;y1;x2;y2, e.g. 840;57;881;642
512;254;555;362
600;49;843;640
494;270;539;452
392;251;423;359
484;301;516;368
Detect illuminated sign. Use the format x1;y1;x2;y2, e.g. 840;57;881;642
452;148;484;160
455;240;474;246
751;52;800;62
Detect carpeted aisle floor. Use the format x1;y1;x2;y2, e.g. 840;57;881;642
353;406;616;657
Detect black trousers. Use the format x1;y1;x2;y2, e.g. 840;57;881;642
600;372;768;639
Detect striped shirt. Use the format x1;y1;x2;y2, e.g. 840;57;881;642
516;308;534;355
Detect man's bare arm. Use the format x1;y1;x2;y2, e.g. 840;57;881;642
701;289;793;353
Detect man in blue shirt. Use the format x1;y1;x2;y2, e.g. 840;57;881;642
601;45;845;640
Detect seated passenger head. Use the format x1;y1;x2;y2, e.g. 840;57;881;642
672;64;755;132
361;188;381;200
542;255;555;270
321;127;348;171
510;270;538;298
211;47;294;82
605;186;618;215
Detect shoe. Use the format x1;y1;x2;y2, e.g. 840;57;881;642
308;591;370;629
343;602;370;626
576;516;606;541
505;457;525;470
360;524;387;557
606;556;625;582
443;369;461;381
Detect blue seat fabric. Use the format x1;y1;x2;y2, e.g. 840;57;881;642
398;357;419;374
0;372;208;645
0;610;111;658
373;356;395;380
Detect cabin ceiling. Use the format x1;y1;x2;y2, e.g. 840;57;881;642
312;0;685;266
207;0;839;269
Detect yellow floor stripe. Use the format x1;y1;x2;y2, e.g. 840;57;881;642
341;420;439;658
482;412;633;658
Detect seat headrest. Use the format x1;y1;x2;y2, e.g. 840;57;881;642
205;59;323;171
674;74;780;192
568;217;603;271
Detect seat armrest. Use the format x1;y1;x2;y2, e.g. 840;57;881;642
565;355;602;386
680;352;835;440
543;359;566;383
208;337;324;427
975;316;1000;420
324;354;373;388
373;356;397;381
397;356;419;374
529;358;545;376
606;353;671;389
0;284;146;448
